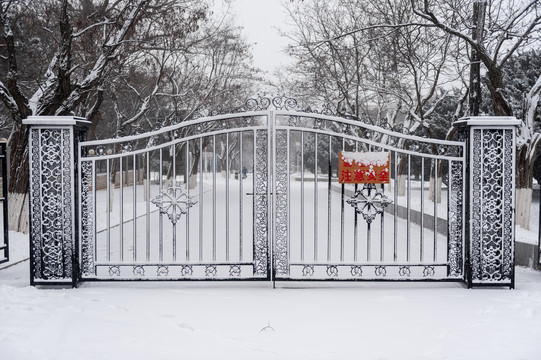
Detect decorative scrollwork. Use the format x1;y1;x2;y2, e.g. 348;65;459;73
374;266;387;277
181;265;193;276
80;161;95;276
399;266;411;277
423;266;435;277
302;265;314;277
157;266;169;277
133;265;145;277
347;184;393;224
109;266;121;277
253;130;269;276
272;95;298;110
30;128;75;281
350;266;363;277
274;130;289;275
205;265;217;277
245;96;271;111
326;265;338;277
151;182;197;225
448;160;463;277
229;265;241;277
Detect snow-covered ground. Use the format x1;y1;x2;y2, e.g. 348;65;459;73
1;232;541;359
1;177;540;359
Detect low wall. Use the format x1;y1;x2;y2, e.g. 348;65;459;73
516;241;540;270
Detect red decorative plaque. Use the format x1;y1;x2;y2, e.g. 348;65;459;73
339;151;390;184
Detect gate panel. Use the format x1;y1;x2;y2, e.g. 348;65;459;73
79;113;271;280
272;111;466;281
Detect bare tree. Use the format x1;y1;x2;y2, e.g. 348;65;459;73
411;0;541;228
283;0;464;199
0;0;208;232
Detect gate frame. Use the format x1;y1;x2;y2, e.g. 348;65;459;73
24;113;519;288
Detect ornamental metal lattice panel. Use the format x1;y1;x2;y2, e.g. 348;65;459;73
76;97;467;282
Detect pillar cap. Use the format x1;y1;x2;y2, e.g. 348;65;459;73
453;116;521;127
23;116;90;127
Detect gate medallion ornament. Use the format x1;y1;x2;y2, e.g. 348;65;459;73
151;183;197;225
346;184;393;224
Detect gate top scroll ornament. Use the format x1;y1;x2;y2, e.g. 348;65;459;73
347;184;392;224
151;183;197;225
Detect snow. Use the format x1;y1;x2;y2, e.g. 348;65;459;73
341;151;389;167
1;240;541;359
1;175;541;359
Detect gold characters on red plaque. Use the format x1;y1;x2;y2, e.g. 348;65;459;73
338;151;390;184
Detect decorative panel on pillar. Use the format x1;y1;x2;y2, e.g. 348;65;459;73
24;116;89;286
454;117;519;289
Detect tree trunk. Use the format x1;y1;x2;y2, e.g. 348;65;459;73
8;125;30;233
428;176;442;203
397;154;408;196
189;149;200;190
515;143;535;229
515;187;532;230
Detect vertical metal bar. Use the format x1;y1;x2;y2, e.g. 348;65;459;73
380;183;385;262
328;135;332;262
353;141;358;262
239;132;243;261
146;153;150;262
93;160;97;265
434;157;438;262
213;135;217;262
301;132;305;262
353;183;358;262
199;138;203;262
340;138;345;261
420;157;425;262
159;148;163;262
173;145;178;261
287;129;291;266
226;133;230;262
394;151;398;262
133;154;137;262
366;186;371;262
268;111;274;282
184;142;188;262
119;156;124;262
252;130;256;265
407;154;411;262
106;158;111;262
314;132;318;262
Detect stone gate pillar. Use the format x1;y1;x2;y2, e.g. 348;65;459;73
23;116;90;287
454;116;520;288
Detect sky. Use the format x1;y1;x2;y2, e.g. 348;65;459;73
213;0;294;83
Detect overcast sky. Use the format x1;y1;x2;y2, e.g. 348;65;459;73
213;0;293;83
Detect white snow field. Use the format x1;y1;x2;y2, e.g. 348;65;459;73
1;232;541;360
1;173;540;359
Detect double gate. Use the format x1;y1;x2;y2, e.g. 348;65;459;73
25;97;518;287
76;99;465;282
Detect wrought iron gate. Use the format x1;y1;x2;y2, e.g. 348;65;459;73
25;98;518;288
74;98;465;282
